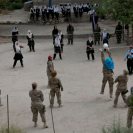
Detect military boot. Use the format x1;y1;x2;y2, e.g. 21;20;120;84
34;122;37;127
43;122;48;128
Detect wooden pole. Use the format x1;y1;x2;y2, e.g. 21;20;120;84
0;90;2;106
49;94;56;133
7;95;10;133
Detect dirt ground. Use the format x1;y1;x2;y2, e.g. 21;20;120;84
0;38;132;133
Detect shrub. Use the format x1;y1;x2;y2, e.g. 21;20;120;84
102;120;133;133
0;0;23;10
7;2;23;10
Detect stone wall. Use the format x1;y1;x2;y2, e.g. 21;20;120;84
33;0;96;5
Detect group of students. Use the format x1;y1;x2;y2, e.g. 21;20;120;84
11;27;35;68
52;23;74;60
29;2;98;23
30;5;60;23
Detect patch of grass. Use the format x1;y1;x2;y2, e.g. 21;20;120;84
0;126;25;133
102;120;133;133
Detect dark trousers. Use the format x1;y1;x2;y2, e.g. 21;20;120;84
127;59;133;74
53;46;62;60
116;34;122;43
28;41;35;52
86;51;95;60
68;35;73;45
12;41;16;52
13;59;23;68
94;40;100;45
61;44;64;52
29;44;35;52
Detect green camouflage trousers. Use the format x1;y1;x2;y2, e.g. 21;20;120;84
114;90;127;106
31;103;46;123
101;74;114;96
50;89;61;106
127;108;133;128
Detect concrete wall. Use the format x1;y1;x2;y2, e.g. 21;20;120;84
33;0;95;5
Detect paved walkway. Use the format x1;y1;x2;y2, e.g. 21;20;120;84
0;9;29;24
0;9;118;37
0;21;117;37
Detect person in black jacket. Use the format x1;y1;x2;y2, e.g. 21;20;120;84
13;41;24;68
115;22;123;44
86;36;95;60
12;26;18;52
52;26;58;45
26;30;35;52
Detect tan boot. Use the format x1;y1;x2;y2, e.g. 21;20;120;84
113;104;117;108
49;104;53;108
59;104;63;108
34;122;37;127
43;122;48;128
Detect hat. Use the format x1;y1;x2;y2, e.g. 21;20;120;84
48;55;52;60
51;71;57;77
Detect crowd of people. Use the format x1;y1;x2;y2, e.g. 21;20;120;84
10;19;133;129
29;3;97;23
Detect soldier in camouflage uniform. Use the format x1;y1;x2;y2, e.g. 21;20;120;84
127;87;133;128
29;82;48;128
49;71;63;108
113;70;128;108
100;49;114;98
47;55;54;87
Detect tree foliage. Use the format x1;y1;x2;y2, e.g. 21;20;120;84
97;0;133;24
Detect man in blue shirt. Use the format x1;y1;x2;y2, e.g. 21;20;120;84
124;46;133;75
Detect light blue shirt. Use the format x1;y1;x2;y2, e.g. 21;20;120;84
124;49;133;60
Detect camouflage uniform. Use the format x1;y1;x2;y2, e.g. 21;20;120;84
100;51;114;98
47;60;54;85
114;74;128;107
49;77;63;107
127;94;133;128
29;89;47;125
